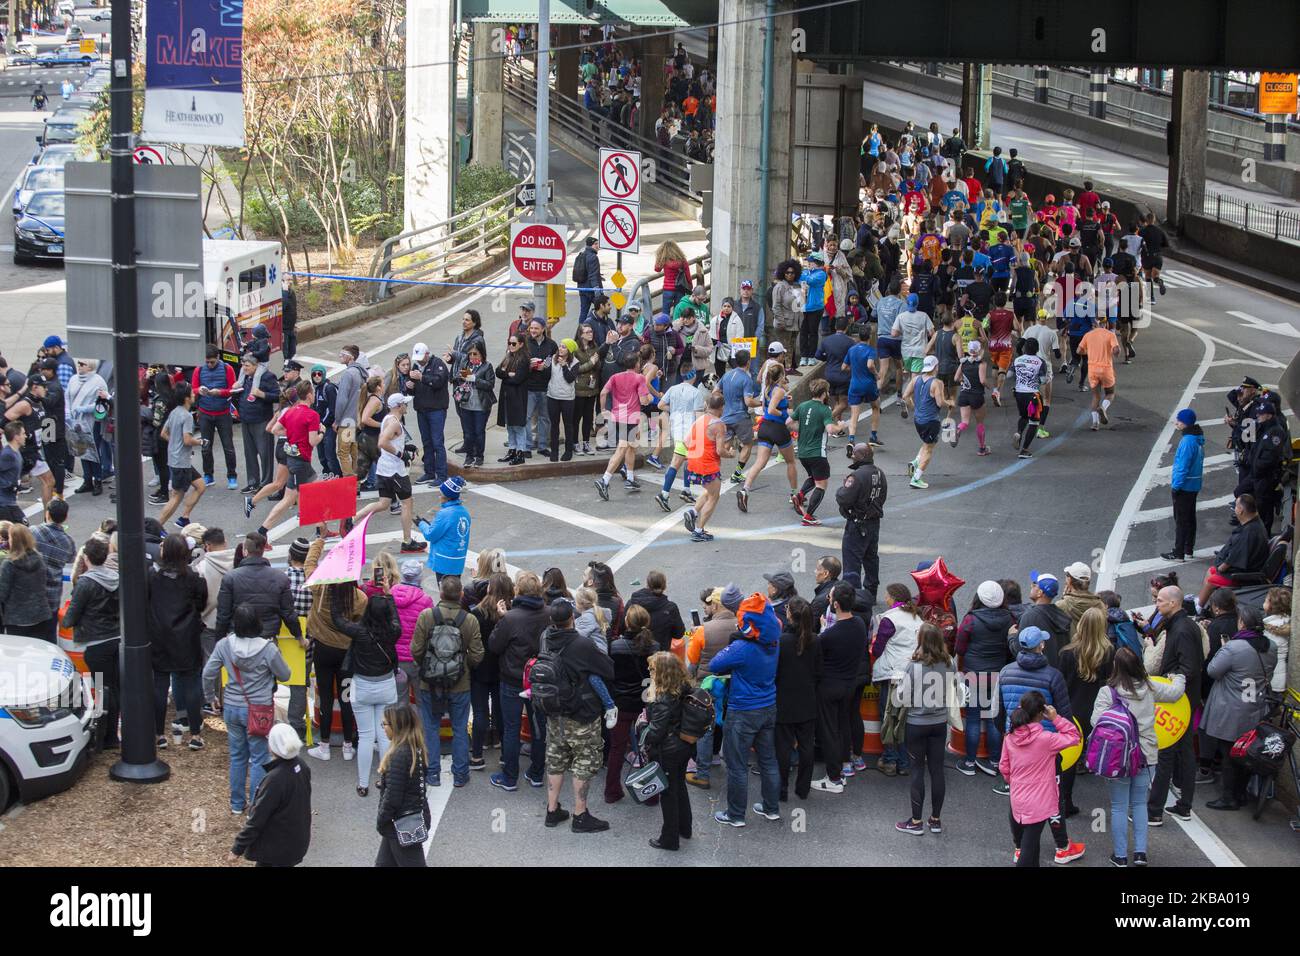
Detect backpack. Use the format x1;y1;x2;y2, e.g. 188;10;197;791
571;252;587;286
418;607;467;692
1111;618;1143;658
678;686;715;743
528;636;581;718
1230;719;1296;777
1084;691;1146;778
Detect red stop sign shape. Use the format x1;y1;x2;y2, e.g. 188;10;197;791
510;223;567;283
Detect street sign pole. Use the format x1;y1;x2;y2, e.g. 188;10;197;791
616;251;622;320
108;0;167;784
532;0;550;309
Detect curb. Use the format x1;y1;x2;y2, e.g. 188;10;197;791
1164;245;1300;304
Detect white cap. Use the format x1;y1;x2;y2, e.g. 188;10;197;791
1064;561;1092;582
412;342;429;361
921;354;938;372
966;339;982;356
387;393;413;409
767;341;786;355
977;580;1004;608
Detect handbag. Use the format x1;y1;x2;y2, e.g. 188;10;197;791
229;662;274;738
393;757;430;846
626;759;668;804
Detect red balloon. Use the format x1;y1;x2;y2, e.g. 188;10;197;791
911;557;965;612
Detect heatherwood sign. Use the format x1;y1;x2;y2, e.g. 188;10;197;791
142;0;245;147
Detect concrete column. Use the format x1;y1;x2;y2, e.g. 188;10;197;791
1089;70;1107;119
1034;66;1049;104
404;0;455;236
555;25;580;103
1265;116;1288;162
637;29;671;144
1167;69;1208;231
959;64;991;150
471;24;504;167
711;0;794;316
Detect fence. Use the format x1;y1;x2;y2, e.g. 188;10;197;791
1202;190;1300;243
625;252;712;316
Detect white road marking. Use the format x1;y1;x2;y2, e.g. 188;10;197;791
1114;547;1220;579
468;482;640;545
293;355;343;371
1195;385;1234;394
1152;453;1234;479
424;755;455;857
1132;493;1236;525
1208;358;1261;368
1152;312;1288;369
1226;310;1300;340
1168;811;1246;867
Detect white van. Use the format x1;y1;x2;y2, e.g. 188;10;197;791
203;238;284;364
0;635;96;810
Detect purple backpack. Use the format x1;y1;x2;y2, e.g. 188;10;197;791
1084;690;1146;778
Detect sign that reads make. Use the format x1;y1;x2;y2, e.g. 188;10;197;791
143;0;245;147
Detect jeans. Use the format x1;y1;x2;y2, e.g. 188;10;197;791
419;688;471;784
224;703;270;812
241;421;274;487
963;697;1004;764
318;426;341;476
662;289;681;316
198;413;237;479
578;290;595;326
906;721;947;820
1149;728;1195;815
470;679;500;758
353;674;397;788
94;420;114;478
457;407;489;459
499;681;546;784
1108;765;1153;858
415;408;448;481
723;704;780;820
153;669;202;736
506;424;529;452
525;391;550;451
694;726;715;780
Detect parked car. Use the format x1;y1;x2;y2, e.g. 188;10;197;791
37;45;96;67
13;189;66;264
90;8;111;20
12;165;63;218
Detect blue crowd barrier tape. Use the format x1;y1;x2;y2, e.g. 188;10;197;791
283;270;609;294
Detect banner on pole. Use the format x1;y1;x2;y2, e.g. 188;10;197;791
298;475;358;525
306;513;374;586
143;0;245;147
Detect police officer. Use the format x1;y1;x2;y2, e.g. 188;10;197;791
1239;400;1289;535
836;442;887;606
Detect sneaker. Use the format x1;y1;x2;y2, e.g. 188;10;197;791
1036;427;1049;439
841;762;856;778
811;776;844;794
308;743;331;761
201;475;212;487
468;756;486;771
1013;848;1021;864
544;806;570;828
752;802;780;821
170;720;186;735
1098;405;1110;426
174;517;190;530
188;736;205;751
683;508;697;533
846;444;856;461
927;816;943;834
736;488;749;512
147;492;168;505
1109;854;1128;867
1053;842;1086;865
896;818;925;835
489;773;518;792
524;772;545;788
1195;767;1217;784
730;469;745;484
227;477;239;490
646;455;664;470
342;742;355;761
1160;550;1185;562
869;432;883;446
581;442;593;456
624;479;642;493
906;459;916;478
400;540;427;553
156;735;168;750
909;476;929;489
594;478;610;501
714;810;746;827
791;490;805;513
900;402;908;420
243;495;254;519
977;446;990;456
1065;365;1075;384
389;500;402;516
690;529;714;542
992;779;1011;796
655;492;671;513
852;756;867;772
955;759;977;776
975;757;998;777
1165;806;1192;821
679;490;696;503
801;514;822;526
1132;852;1148;866
877;762;897;777
686;772;711;789
1017;451;1033;460
1158;278;1167;295
949;426;961;449
1147;813;1163;828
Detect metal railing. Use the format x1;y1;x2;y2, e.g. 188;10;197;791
1203;190;1300;243
367;184;523;303
625;253;712;316
501;58;700;202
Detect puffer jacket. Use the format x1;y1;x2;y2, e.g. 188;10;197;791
609;635;652;712
331;594;401;679
487;594;548;686
997;650;1073;731
376;742;430;838
956;606;1013;673
998;715;1080;824
147;567;208;672
643;691;690;762
303;538;366;650
625;588;685;652
213;555;301;640
1264;614;1290;692
232;756;312;867
0;551;55;626
362;580;431;663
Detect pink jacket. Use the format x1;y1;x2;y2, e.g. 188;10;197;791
361;581;432;663
998;715;1080;824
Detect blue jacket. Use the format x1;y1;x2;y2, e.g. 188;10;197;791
708;635;778;712
1171;425;1205;492
417;499;470;576
997;650;1073;732
799;268;827;312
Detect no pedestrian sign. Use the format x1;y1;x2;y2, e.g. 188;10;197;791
509;221;569;284
599;148;641;203
599;199;639;253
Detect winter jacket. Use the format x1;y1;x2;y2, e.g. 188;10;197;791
609;635;653;712
955;606;1013;673
545;357;578;401
192;548;236;630
998;715;1079;824
525;336;558;392
573;346;603;398
62;565;120;646
571;246;603;291
412;355;450;413
362;580;431;663
1091;675;1186;768
625;588;686;653
1202;630;1278;741
709;632;779;711
334;354;369;428
675;318;713;374
232;756;312;866
192;361;237;417
213;555;301;641
417;499;471;577
997;651;1073;731
685;610;735;679
643;691;690;762
236;368;280;425
575;608;608;653
487;594;549;686
495;359;529;428
147;567;208;672
771;279;800;332
1153;609;1205;707
376;742;430;838
1264;613;1290;692
331;594;401;679
0;551;54;626
409;599;484;695
1171;425;1205;492
598;334;642;388
202;635;291;706
312;379;337;431
776;628;819;723
33;521;75;616
303;538;366;650
809;578;837;621
448;329;487;378
1058;645;1114;736
872;606;923;681
1054;589;1106;645
545;626;615;722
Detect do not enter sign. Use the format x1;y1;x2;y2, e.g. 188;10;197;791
509;222;569;284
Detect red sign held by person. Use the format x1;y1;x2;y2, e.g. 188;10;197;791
298;475;358;525
509;222;568;284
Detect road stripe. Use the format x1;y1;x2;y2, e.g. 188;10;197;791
1132;493;1235;525
1208;359;1261;368
1169;811;1246;867
1114;546;1220;579
1153;452;1233;479
424;755;455;857
1195;385;1233;394
468;482;639;545
1150;312;1287;370
293;355;343;371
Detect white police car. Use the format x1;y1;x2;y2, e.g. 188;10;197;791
0;635;96;810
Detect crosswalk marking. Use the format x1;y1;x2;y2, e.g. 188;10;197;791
1153;452;1233;478
468;482;640;545
1132;493;1236;525
1115;546;1220;579
1159;270;1216;289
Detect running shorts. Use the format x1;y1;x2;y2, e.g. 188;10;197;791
275;438;288;466
1012;298;1036;320
378;473;412;502
723;421;754;445
610;419;642;445
1141;255;1164;271
674;440;689;458
828;379;849;397
990;348;1012;371
287;456;317;490
171;466;199;492
799;456;831;481
756;419;793;449
693;470;721;485
876;337;902;360
1088;368;1116;390
902;356;925;373
848;384;879;406
957;391;985;410
915;420;941;445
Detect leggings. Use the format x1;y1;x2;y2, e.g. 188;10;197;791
1015;391;1039;452
312;642;356;745
1011;812;1049;867
905;721;947;820
574;395;598;443
470;679;500;758
152;448;169;490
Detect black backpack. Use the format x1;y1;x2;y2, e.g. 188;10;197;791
418;607;467;692
529;636;581;718
678;687;715;743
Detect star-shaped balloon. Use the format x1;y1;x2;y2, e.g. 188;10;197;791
911;557;965;612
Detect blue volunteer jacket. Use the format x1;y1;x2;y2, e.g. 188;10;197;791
997;650;1073;732
1171;426;1205;493
708;630;779;712
417;499;471;576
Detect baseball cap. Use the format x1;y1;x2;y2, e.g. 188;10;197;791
763;571;795;592
1030;570;1059;598
1018;626;1049;649
653;312;671;326
412;342;429;361
625;301;642;313
740;279;754;289
1253;400;1276;416
1101;200;1111;208
584;235;598;245
386;393;413;409
43;335;65;349
1064;561;1092;582
1069;236;1082;247
767;341;786;355
520;300;536;312
921;355;938;372
977;580;1004;607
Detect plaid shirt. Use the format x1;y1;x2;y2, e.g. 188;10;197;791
33;521;76;615
287;565;311;618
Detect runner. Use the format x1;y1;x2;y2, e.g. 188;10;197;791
793;380;850;526
348;393;427;553
682;392;731;542
1138;213;1168;296
953;341;990;456
873;279;906;397
157;382;207;529
1062;274;1095;393
985;292;1016;401
1112;246;1146;362
736;363;798;513
252;380;326;538
639;342;668;469
906;355;950;490
1009;338;1048;459
594;353;651;500
891;293;931;420
653;370;705;512
2;378;54;509
718;350;760;485
1019;309;1059;438
1079;316;1121;432
843;325;882;450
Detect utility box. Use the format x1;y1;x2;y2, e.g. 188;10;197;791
791;72;862;218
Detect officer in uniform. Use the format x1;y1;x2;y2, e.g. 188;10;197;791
1226;376;1280;483
1238;400;1290;535
836;442;887;606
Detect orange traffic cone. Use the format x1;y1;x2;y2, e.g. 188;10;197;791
860;684;883;756
948;724;990;759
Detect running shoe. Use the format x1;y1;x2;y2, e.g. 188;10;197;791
174;517;189;530
909;476;928;489
594;478;609;501
791;490;805;513
389;500;402;516
655;492;671;512
928;816;943;834
977;446;990;456
841;762;856;778
801;514;821;526
906;459;917;478
991;390;1002;407
624;479;642;493
869;432;883;446
1090;422;1099;432
227;477;239;490
202;474;213;487
400;540;427;553
955;759;977;776
147;491;168;505
1036;427;1049;439
1065;365;1075;384
679;490;696;503
950;425;961;449
243;495;254;519
1098;405;1110;426
683;508;697;533
1158;278;1167;295
736;488;749;512
714;810;746;827
1017;451;1033;459
900;402;908;420
646;455;664;470
1053;842;1086;865
895;818;924;836
730;469;745;484
690;529;714;542
845;444;855;460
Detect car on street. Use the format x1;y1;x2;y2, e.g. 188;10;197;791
24;143;96;170
38;108;88;147
0;635;96;810
65;24;85;41
12;165;64;218
13;189;66;264
57;0;77;15
90;8;111;20
37;45;96;67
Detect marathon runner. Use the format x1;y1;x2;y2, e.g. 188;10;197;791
985;292;1016;401
718;349;760;485
953;341;990;456
793;380;850;526
595;352;651;499
1139;212;1169;296
1017;309;1059;438
907;355;950;490
1079;316;1121;432
682;392;731;542
843;325;882;450
736;363;798;513
1010;338;1048;459
348;393;427;553
653;370;705;512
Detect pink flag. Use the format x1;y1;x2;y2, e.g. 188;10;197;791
305;513;374;587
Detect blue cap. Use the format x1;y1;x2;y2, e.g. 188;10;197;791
1030;570;1059;599
43;335;65;349
1018;626;1049;649
1176;408;1196;426
439;476;466;499
906;293;919;309
654;312;671;325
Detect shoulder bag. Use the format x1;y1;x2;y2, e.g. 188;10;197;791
229;661;274;737
392;754;430;847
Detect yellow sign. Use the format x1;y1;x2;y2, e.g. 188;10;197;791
731;336;758;360
1259;73;1298;115
79;38;96;53
610;291;627;310
220;618;309;687
1151;676;1191;749
546;281;566;319
610;270;627;289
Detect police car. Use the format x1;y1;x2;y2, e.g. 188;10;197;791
0;635;96;810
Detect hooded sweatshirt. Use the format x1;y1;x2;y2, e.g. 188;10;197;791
334;351;370;428
998;715;1079;824
203;635;291;706
0;551;54;626
625;587;686;653
1016;601;1073;667
363;580;432;663
63;564;120;646
1171;423;1205;492
1053;588;1105;647
709;629;779;711
193;547;237;629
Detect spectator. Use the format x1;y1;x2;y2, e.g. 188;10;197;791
303;538;365;763
0;523;54;638
605;603;656;803
626;569;686;652
148;535;208;751
230;723;312;868
643;651;694;850
32;498;74;642
488;570;550;791
374;703;431;867
775;596;819;801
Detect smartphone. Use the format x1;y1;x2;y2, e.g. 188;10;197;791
372;567;385;586
689;609;701;628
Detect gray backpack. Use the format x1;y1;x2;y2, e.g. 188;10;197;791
419;607;467;692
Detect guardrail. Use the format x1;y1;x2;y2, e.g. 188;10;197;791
366;184;523;303
625;253;712;316
501;58;700;203
1203;190;1300;243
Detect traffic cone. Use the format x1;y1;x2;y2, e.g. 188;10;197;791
860;684;883;756
948;724;990;758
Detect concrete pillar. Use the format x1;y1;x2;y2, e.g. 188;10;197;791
1167;69;1209;231
638;29;671;144
1034;66;1049;104
711;0;794;316
555;25;580;103
1089;70;1108;119
960;64;991;150
1265;116;1288;162
471;24;504;167
404;0;455;236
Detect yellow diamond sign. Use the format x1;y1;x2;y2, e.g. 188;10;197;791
610;291;628;310
610;270;627;289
